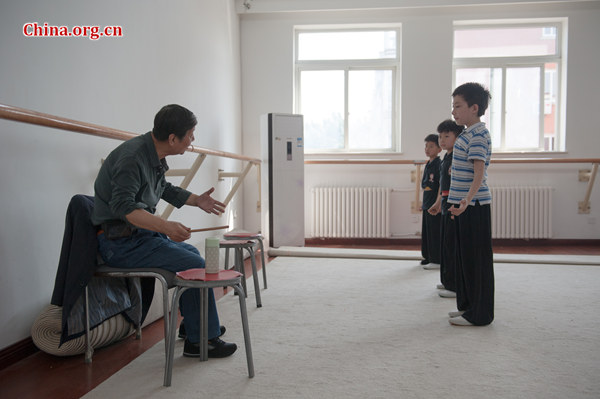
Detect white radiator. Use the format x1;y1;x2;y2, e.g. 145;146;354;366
490;187;553;239
311;187;391;238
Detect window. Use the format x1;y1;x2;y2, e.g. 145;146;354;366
295;27;400;153
453;21;565;152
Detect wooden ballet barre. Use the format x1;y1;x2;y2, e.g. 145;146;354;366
190;225;230;233
490;158;600;164
0;103;138;141
0;102;262;219
0;103;260;164
305;159;422;165
305;158;600;165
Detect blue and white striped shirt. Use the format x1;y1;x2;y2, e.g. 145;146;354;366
448;122;492;205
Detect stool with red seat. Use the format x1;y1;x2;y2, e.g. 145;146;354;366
164;268;254;386
219;239;262;308
223;231;267;289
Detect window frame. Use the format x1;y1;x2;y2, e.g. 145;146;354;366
452;20;566;153
294;25;402;154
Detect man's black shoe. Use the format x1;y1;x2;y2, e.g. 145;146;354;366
178;322;226;339
183;338;237;358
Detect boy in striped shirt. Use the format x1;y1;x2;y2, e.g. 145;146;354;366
447;82;494;327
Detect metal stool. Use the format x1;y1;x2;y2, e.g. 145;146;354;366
164;269;254;386
220;239;262;308
84;266;175;363
223;231;267;289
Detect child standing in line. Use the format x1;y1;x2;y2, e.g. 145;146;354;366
420;134;442;270
428;120;464;298
447;82;494;327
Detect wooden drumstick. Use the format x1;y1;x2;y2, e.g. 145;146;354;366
190;225;229;233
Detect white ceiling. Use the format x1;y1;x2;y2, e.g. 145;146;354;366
235;0;600;14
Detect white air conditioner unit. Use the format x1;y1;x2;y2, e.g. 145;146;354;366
260;113;305;248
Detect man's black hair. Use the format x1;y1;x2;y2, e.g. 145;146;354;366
152;104;197;141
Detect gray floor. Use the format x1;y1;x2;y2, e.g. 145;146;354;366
84;255;600;399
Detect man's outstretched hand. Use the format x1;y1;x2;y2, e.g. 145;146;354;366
194;187;226;215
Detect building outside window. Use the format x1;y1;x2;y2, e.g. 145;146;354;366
453;20;566;152
295;27;401;153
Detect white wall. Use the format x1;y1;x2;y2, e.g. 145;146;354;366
2;0;599;354
239;1;600;239
0;0;243;350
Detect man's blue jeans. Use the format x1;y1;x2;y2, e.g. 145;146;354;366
97;229;221;342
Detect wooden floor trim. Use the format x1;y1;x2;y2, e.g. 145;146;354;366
0;337;37;371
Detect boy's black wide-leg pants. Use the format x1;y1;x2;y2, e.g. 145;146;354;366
454;202;495;326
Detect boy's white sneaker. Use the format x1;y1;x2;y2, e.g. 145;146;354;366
448;310;465;318
423;263;440;270
449;316;473;326
438;289;456;298
436;283;445;289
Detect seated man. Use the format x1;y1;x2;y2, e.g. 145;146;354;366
92;104;236;358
